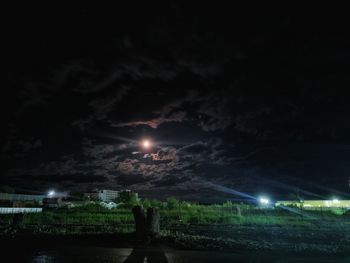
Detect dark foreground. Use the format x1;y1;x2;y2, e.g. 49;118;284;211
1;242;350;263
1;234;350;263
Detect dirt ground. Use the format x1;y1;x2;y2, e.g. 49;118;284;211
161;221;350;255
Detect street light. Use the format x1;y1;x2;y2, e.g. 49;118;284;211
48;190;55;198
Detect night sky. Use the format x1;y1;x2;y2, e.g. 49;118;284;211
2;5;350;201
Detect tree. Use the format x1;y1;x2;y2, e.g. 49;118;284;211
166;197;179;209
141;199;151;208
117;191;139;207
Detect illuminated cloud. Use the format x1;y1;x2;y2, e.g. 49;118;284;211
111;111;187;129
3;7;350;199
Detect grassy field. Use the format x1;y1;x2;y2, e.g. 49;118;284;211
1;199;350;254
0;199;349;233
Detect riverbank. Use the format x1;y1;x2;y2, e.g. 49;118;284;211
162;224;350;256
1;221;350;256
1;202;349;256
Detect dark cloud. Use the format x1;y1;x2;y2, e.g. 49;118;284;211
111;111;187;129
8;137;235;191
1;138;42;159
117;173;149;186
29;174;109;184
197;93;232;132
2;6;350;198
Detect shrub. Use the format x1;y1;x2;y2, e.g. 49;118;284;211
166;197;179;209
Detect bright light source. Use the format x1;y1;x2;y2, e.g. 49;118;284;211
259;197;270;205
48;190;55;197
332;198;339;203
141;139;151;149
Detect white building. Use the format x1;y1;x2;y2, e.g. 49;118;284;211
98;190;119;202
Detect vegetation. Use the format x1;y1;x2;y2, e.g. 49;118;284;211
1;198;349;254
1;197;349;235
116;191;139;208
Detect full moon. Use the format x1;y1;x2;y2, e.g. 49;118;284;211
142;139;151;149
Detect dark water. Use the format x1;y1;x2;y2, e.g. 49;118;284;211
4;245;349;263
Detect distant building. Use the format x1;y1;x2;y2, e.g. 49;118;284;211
0;207;42;214
0;193;45;208
0;193;45;213
276;200;350;209
83;189;139;202
0;193;45;202
84;189;119;202
98;190;119;202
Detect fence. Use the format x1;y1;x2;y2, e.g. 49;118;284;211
0;207;42;214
